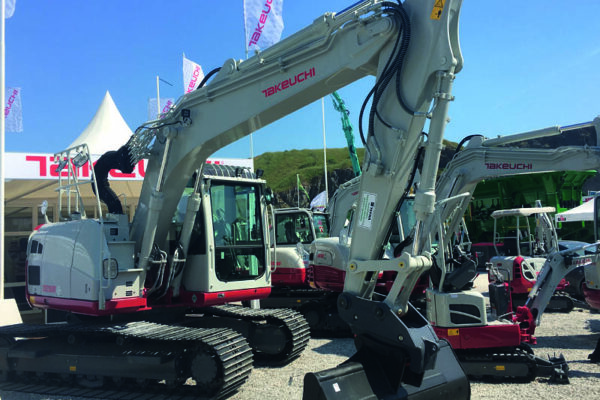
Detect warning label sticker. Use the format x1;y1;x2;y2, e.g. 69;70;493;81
430;0;446;20
358;192;377;230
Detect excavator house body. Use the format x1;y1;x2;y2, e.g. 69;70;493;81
270;208;330;287
26;174;271;317
427;288;522;349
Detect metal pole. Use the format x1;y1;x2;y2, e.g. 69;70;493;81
242;1;254;163
156;75;160;117
243;2;258;310
0;0;5;300
321;98;328;201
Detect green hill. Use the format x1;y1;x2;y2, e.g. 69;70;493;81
254;147;365;193
255;140;459;194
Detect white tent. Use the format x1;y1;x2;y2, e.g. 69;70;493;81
4;91;140;206
67;91;133;155
555;200;594;223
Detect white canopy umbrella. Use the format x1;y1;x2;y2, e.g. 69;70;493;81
555;200;594;223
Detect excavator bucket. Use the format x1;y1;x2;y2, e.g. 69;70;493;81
304;340;469;399
303;295;470;399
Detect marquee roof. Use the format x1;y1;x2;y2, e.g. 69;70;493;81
67;91;133;155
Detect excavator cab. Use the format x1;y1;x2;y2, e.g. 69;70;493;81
270;208;327;287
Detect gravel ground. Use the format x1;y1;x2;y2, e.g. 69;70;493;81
2;274;600;400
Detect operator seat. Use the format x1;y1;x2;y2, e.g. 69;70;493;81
285;221;298;243
430;245;477;292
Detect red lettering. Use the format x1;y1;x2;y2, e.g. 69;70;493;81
80;161;91;178
137;159;146;178
161;100;173;114
25;155;48;177
49;156;69;177
261;67;317;98
248;0;275;48
42;285;56;293
5;90;18;116
186;67;203;93
109;169;136;178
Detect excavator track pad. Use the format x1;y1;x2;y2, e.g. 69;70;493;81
185;304;311;363
0;320;253;399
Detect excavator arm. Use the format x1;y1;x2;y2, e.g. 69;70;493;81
121;1;467;398
425;117;600;341
127;1;462;279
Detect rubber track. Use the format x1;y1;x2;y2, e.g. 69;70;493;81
0;381;206;400
0;321;253;399
546;291;575;313
457;346;569;383
201;304;311;362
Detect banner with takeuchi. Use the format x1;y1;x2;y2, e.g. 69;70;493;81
244;0;284;52
183;55;204;94
4;152;254;180
147;97;175;121
5;87;23;132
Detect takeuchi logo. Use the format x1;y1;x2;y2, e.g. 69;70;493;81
262;68;316;98
248;0;275;48
186;66;202;93
25;155;146;179
485;162;533;170
5;88;19;116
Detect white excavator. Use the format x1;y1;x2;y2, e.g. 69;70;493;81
262;178;362;332
307;116;600;381
487;202;575;313
0;1;470;399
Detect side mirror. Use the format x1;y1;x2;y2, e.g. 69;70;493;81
264;187;275;205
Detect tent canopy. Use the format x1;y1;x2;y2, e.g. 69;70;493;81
555;200;594;223
5;91;140;207
67;91;133;155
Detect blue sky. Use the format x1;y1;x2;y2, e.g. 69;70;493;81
5;1;600;160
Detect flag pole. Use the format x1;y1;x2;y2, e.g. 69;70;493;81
321;97;328;202
242;1;254;167
297;174;300;207
1;0;6;301
155;75;161;117
243;1;249;60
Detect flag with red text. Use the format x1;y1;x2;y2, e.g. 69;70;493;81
244;0;284;52
183;55;204;93
147;97;175;121
5;87;23;132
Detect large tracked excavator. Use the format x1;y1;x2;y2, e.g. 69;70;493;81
1;1;470;399
307;116;600;382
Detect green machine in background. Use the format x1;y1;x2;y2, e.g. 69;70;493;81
466;170;596;244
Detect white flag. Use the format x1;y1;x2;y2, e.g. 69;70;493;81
147;97;175;121
5;0;16;18
183;55;204;93
5;87;23;132
244;0;284;52
310;191;328;212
